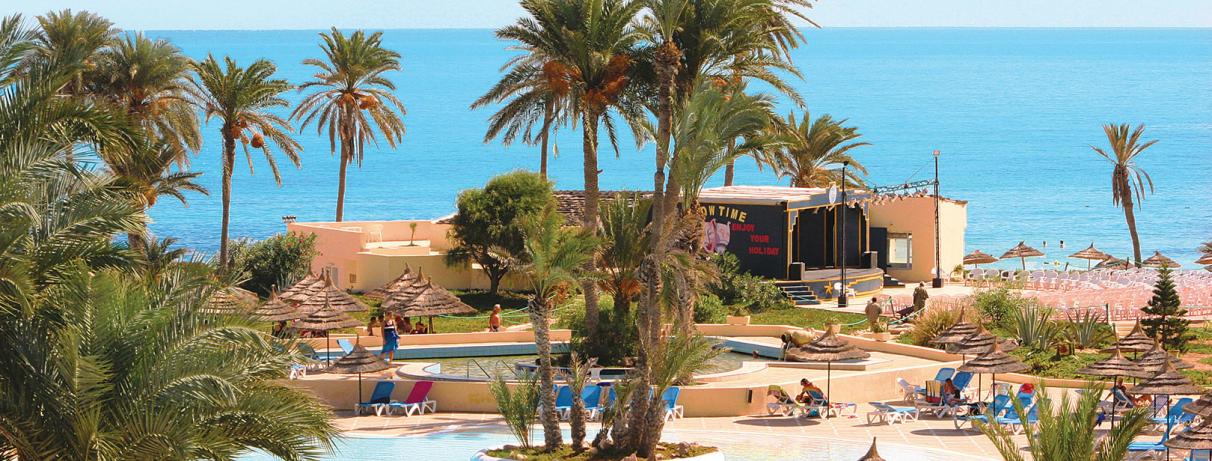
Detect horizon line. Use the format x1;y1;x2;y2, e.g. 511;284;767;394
139;25;1212;32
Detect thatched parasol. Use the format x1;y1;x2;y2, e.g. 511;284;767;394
857;438;886;461
1000;241;1045;270
281;273;326;303
929;309;980;346
1196;253;1212;266
1143;251;1181;269
1095;257;1131;270
383;280;475;334
1183;393;1212;417
958;342;1029;401
784;327;870;418
380;272;432;313
1070;243;1114;270
328;344;391;405
365;265;418;302
1078;346;1156;436
295;274;369;314
1105;321;1154;354
202;286;257;315
1135;340;1193;372
297;300;363;364
963;250;998;269
946;327;1019;355
1129;358;1203;396
1165;418;1212;459
249;293;304;322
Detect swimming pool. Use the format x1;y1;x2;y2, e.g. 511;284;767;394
421;351;776;380
238;428;991;460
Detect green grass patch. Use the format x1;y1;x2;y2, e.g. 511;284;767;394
750;308;867;334
1009;349;1104;380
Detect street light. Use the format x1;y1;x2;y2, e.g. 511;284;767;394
839;161;849;308
932;150;944;289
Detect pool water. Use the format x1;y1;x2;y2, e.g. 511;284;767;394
238;428;989;460
420;352;776;380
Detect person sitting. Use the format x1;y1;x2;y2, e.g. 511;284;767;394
398;316;412;334
797;378;823;403
1111;378;1150;407
366;315;379;336
412;321;429;335
766;387;797;414
942;377;964;405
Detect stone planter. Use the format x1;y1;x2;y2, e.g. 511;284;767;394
472;448;726;461
863;332;892;342
725;315;751;325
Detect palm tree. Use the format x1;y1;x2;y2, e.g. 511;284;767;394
500;0;645;339
767;111;870;188
599;192;651;315
292;28;406;222
0;15;35;87
1091;123;1156;267
134;235;190;282
31;9;116;93
188;55;301;270
91;33;201;165
472;55;567;179
519;204;599;452
977;384;1148;461
107;140;209;249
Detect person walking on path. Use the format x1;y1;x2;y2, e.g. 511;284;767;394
913;282;930;312
864;297;882;327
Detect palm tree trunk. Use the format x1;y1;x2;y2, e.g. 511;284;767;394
529;298;563;451
335;117;353;222
723;161;735;186
219;130;235;272
569;384;587;450
540;102;552;180
1122;185;1143;267
581;110;601;338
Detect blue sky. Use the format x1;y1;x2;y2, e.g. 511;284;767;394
11;0;1212;29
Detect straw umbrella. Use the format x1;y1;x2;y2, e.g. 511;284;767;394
295;274;369;315
1077;346;1154;436
948;327;1019;400
1135;339;1193;373
929;309;981;346
380;272;432;313
1130;357;1205;458
1108;321;1155;355
1183;392;1212;418
365;265;417;302
1000;241;1045;270
249;293;305;322
1196;253;1212;266
298;300;363;364
963;250;998;269
857;437;886;461
384;280;475;333
1070;243;1114;270
1143;251;1181;269
957;342;1028;403
328;344;392;407
202;286;257;315
784;327;870;417
1095;257;1131;270
280;272;322;302
1165;418;1212;460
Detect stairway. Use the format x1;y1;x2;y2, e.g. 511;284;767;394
775;281;820;306
883;273;905;288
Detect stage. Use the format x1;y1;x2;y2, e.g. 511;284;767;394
785;267;885;301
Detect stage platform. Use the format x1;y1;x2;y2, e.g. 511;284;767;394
776;267;884;302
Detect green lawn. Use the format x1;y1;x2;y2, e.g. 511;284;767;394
749;308;867;334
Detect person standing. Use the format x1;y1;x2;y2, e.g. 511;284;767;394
489;304;502;332
380;316;399;361
913;282;930;313
864;297;882;327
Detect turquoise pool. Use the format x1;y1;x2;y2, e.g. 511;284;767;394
238;428;989;460
420;351;776;380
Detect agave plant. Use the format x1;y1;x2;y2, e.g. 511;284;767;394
1009;304;1063;351
1065;310;1113;350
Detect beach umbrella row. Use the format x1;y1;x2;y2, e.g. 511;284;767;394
969;242;1202;270
1000;241;1045;270
365;265;420;302
957;342;1028;402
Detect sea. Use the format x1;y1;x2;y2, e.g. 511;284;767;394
141;28;1212;269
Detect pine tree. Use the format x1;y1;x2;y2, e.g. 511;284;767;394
1140;267;1190;351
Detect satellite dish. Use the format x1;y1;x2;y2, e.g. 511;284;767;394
826;185;838;203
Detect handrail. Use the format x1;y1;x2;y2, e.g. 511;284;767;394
467;358;515;379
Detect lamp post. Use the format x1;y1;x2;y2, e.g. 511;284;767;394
932;150;944;288
839;161;849;308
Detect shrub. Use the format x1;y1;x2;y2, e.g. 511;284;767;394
1064;311;1114;350
568;298;637;367
694;293;728;324
709;253;792;312
446;171;554;294
489;373;540;449
1141;267;1191;351
228;232;318;297
972;287;1023;328
907;305;962;346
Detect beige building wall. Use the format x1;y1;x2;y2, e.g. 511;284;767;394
868;196;967;283
287;220;526;293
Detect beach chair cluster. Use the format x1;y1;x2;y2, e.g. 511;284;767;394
550;385;684;422
903;368;974;418
353;381;438;417
951;387;1039;434
766;385;857;419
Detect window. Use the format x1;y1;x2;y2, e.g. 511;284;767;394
888;233;912;268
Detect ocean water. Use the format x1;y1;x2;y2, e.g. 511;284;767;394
144;28;1212;267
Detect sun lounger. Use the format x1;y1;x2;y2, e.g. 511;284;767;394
806;389;856;418
337;339;355;356
354;381;395;416
1150;397;1195;432
953;394;1011;431
933;367;955;382
766;385;806;416
914;380;949;418
866;401;919;425
662;387;684;421
995;402;1038;434
552;385;574;418
386;381;437;416
558;385;602;421
1128;420;1174;460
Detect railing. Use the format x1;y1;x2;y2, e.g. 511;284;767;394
467;358;515;379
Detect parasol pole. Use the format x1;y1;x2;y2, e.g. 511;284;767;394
826;361;832;419
326;331;332;365
358;371;363;404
